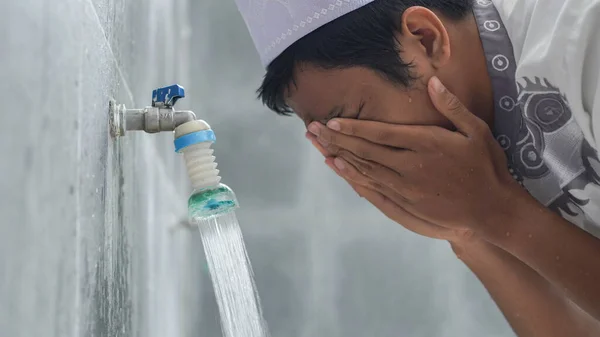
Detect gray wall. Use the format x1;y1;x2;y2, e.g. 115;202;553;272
0;0;514;336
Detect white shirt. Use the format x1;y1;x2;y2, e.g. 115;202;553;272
487;0;600;235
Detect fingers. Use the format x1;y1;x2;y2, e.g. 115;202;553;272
334;152;417;199
308;122;405;167
323;152;454;240
321;118;443;151
310;130;416;199
306;131;331;157
345;180;456;240
427;76;490;138
327;156;408;201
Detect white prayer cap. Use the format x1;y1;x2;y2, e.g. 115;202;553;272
235;0;376;68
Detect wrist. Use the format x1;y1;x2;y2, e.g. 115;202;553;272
477;181;553;248
476;181;535;242
449;237;510;268
449;236;487;261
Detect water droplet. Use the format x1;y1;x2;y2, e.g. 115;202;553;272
419;163;423;168
555;256;560;261
408;97;412;103
505;232;511;237
528;234;533;239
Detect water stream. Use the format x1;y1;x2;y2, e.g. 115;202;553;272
193;211;270;337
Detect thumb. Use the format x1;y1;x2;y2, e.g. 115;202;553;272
428;76;484;137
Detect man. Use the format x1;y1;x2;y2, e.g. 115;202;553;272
234;0;600;335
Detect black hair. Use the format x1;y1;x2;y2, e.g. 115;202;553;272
257;0;473;115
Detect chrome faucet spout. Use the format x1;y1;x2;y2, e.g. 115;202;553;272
109;84;196;138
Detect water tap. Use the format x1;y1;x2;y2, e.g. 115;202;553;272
109;84;197;138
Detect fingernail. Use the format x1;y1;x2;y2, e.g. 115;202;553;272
431;76;446;93
327;120;341;131
334;157;346;171
308;122;320;136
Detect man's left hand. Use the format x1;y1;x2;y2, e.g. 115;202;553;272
307;76;525;233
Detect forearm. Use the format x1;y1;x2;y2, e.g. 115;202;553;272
482;191;600;321
454;239;600;337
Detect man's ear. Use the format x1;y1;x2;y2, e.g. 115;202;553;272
399;6;451;69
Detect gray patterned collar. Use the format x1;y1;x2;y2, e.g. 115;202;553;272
472;0;526;183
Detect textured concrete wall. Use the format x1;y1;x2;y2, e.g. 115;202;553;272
1;0;515;336
1;0;201;336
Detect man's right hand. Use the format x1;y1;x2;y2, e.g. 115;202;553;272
307;128;600;336
306;130;475;244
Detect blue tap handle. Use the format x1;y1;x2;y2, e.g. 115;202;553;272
152;84;185;107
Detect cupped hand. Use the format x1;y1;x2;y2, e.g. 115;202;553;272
307;131;461;241
307;76;523;236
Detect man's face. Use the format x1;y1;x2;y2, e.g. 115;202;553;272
286;64;455;130
284;7;492;130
